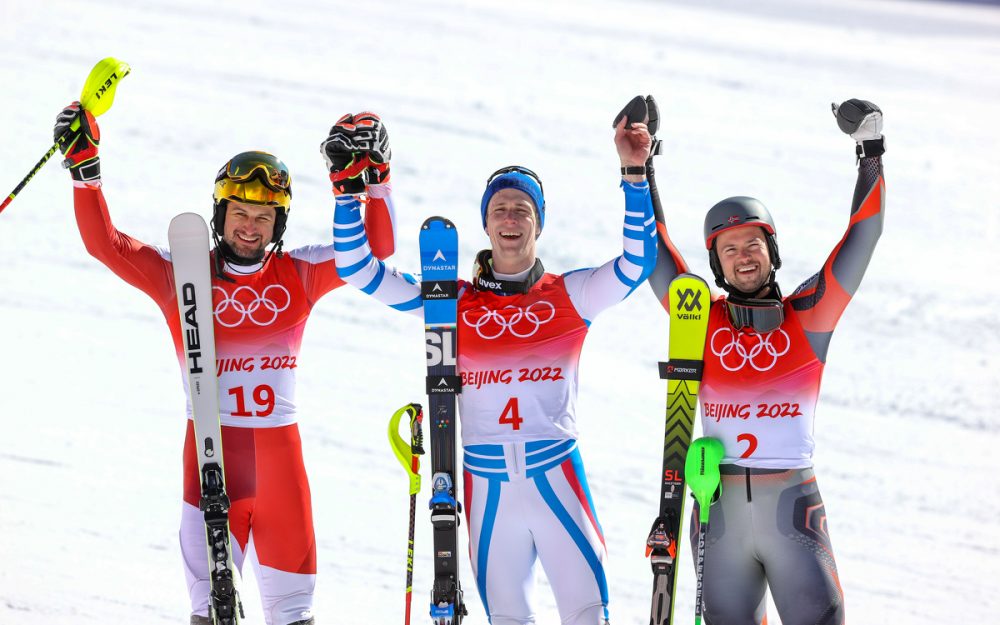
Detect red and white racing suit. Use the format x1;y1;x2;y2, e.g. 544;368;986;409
73;180;394;625
651;155;886;625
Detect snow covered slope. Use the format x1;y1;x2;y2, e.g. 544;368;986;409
1;0;998;623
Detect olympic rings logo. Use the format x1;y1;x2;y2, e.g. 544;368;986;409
213;284;291;328
461;301;556;340
710;327;791;372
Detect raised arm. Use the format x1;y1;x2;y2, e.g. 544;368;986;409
563;117;658;322
74;184;175;302
789;99;886;360
332;194;422;314
56;103;175;307
321;112;398;260
290;186;398;304
289;113;401;303
322;112;423;311
647;205;690;311
614;97;690;311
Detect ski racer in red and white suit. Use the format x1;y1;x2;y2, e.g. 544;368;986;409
57;104;396;625
329;117;657;625
647;100;886;625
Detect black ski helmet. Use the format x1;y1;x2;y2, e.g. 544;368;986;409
703;196;782;289
212;151;292;245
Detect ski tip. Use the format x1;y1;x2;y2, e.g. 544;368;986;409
169;211;208;226
421;216;456;231
670;272;710;287
168;212;210;240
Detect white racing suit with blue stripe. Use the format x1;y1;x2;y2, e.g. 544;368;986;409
332;181;656;625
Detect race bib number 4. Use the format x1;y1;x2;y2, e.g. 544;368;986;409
498;397;523;430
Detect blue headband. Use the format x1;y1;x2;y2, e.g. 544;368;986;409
480;172;545;230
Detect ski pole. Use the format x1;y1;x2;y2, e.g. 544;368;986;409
1;56;131;214
642;94;666;232
685;437;725;625
389;402;425;625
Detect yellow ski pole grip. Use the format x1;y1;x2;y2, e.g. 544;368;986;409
1;56;131;214
389;403;423;495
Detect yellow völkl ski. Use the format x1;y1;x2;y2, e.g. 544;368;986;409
647;272;711;625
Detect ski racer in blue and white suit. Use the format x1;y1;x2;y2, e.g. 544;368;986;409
325;115;656;625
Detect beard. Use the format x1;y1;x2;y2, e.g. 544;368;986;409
726;261;771;293
738;273;769;294
233;244;266;262
219;238;266;266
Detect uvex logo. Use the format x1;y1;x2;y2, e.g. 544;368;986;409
676;288;703;312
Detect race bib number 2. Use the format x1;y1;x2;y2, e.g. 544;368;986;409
737;433;758;458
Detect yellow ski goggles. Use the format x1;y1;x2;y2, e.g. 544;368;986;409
214;151;292;209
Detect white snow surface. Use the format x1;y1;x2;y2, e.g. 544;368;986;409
2;0;998;623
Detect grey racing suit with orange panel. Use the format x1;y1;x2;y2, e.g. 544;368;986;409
649;153;885;625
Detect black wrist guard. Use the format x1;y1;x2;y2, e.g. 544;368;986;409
856;137;885;160
67;157;101;182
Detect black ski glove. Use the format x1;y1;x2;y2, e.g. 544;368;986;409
832;99;884;158
355;112;391;185
320;112;391;194
54;102;101;182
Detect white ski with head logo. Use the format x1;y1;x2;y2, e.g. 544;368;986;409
168;212;244;625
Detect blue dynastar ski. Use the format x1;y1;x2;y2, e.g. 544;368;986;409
419;217;466;625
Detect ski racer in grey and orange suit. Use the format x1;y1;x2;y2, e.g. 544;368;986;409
54;104;397;625
648;99;886;625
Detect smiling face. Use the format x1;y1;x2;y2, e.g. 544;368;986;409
485;187;540;274
222;200;276;262
714;225;773;294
